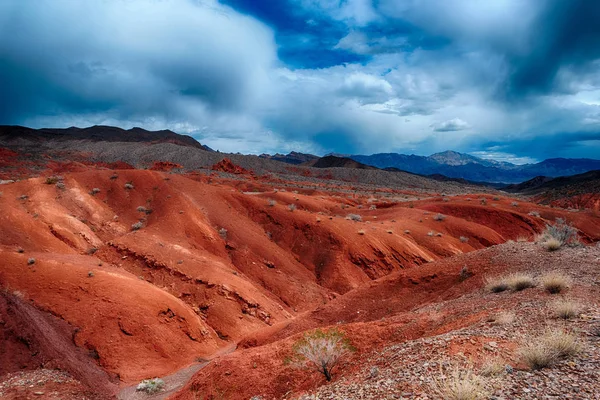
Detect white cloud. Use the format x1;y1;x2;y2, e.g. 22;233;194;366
430;118;471;132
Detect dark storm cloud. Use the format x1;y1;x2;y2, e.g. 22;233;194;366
0;0;599;159
0;0;276;125
506;1;600;97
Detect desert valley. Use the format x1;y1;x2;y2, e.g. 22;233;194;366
0;126;599;399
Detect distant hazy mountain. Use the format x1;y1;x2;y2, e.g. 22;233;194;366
350;151;600;183
258;151;319;165
304;155;377;169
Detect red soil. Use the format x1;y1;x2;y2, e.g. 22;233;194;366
1;166;599;398
211;158;252;175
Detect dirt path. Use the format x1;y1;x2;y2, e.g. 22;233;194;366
117;344;236;400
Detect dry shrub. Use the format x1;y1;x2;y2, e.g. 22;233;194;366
434;213;446;221
519;329;582;370
542;237;562;251
479;359;505;377
551;299;581;320
431;366;489;400
506;273;535;291
484;276;510;293
289;329;354;381
541;272;571;294
538;218;579;249
459;236;469;243
490;311;515;325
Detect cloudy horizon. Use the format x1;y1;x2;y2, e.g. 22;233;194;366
1;0;600;162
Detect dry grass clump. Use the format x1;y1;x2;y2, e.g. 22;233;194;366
538;218;579;250
433;213;446;221
490;311;515;325
479;359;505;377
551;299;581;320
288;203;297;212
541;272;571;294
542;237;562;251
506;273;536;291
431;366;490;400
459;236;469;243
346;213;362;222
484;276;510;293
519;329;582;370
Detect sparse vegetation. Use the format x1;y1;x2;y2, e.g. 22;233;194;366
431;365;489;400
427;231;434;237
459;236;469;243
89;188;101;195
289;329;354;381
539;218;579;250
511;201;519;207
528;211;540;217
131;221;143;231
56;182;65;190
551;299;581;320
346;214;362;222
124;182;135;190
480;198;487;205
519;329;582;370
490;311;515;325
506;273;536;291
433;213;446;221
369;205;377;210
45;176;60;184
288;203;297;212
218;227;228;240
541;272;571;294
479;359;506;377
268;199;276;207
136;378;165;394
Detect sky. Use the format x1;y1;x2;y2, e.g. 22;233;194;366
1;0;600;163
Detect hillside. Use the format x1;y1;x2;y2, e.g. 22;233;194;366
505;170;600;210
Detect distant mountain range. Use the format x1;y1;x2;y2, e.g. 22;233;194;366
260;150;600;184
0;125;212;151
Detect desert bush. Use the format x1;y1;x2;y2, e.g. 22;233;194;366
511;201;519;207
539;218;579;249
519;329;582;370
268;199;276;207
369;205;377;210
493;196;500;201
459;236;469;243
506;273;535;291
479;359;505;377
427;231;434;237
490;311;515;325
131;221;143;231
346;214;362;222
551;299;581;320
45;176;59;184
124;183;134;190
528;211;540;217
433;213;446;221
480;198;487;205
288;203;297;212
485;276;510;293
56;182;65;190
541;272;571;294
89;188;101;195
218;227;228;240
290;329;354;381
136;378;165;394
109;174;118;180
431;366;489;400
